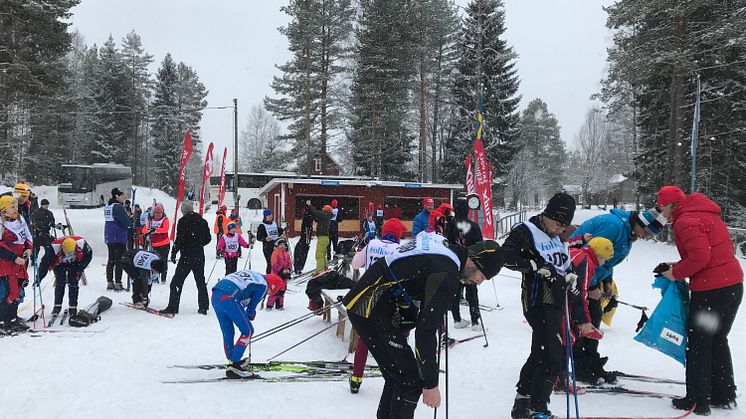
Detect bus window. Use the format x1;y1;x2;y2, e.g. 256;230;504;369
59;166;93;193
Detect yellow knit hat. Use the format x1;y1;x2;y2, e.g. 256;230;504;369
0;195;18;211
61;238;77;254
14;182;30;197
588;237;614;260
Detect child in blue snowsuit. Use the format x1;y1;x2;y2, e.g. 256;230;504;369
211;270;284;378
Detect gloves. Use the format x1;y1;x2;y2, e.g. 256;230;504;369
604;296;619;313
530;260;558;281
565;273;579;295
170;251;177;264
653;263;670;274
216;251;223;259
21;278;29;288
55;223;64;230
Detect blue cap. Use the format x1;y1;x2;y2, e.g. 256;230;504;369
263;208;272;218
638;208;667;236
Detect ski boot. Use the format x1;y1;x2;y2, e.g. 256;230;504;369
107;282;115;291
510;394;530;419
51;305;62;315
553;377;585;395
453;319;470;329
349;375;362;394
672;397;710;416
68;307;77;317
528;410;559;419
226;359;254;379
113;282;124;292
711;398;737;410
8;317;30;332
197;308;208;315
471;321;481;331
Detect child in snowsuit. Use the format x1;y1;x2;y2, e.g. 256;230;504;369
267;237;292;309
211;270;285;378
217;222;250;276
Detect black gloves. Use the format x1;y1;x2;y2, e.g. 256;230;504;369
653;263;670;274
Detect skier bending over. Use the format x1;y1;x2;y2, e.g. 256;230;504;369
119;249;166;308
211;270;285;378
38;236;93;317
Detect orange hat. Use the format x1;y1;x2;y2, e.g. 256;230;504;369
14;182;30;197
382;218;407;240
266;274;286;296
323;205;333;213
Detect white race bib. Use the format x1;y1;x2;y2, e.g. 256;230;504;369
521;221;570;275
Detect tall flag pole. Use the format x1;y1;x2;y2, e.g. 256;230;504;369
171;131;193;241
690;74;701;193
217;147;228;208
472;99;495;240
199;142;215;215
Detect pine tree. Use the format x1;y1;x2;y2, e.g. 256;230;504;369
442;0;520;184
349;0;416;180
90;35;129;163
121;31;154;185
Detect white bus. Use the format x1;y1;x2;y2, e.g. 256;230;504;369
58;163;132;208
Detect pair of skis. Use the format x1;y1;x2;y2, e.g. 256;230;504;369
46;309;70;327
119;302;174;318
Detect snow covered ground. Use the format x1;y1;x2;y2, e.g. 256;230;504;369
2;189;744;418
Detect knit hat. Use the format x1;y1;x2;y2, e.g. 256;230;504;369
219;205;228;213
657;185;686;207
587;237;614;260
323;205;333;213
275;237;286;247
180;200;194;215
226;222;237;232
61;238;77;255
429;210;445;229
543;193;576;226
13;182;30;197
436;203;454;217
111;188;124;198
467;240;504;279
263;208;272;218
423;197;434;207
266;273;286;296
153;203;164;214
0;196;18;211
331;199;338;207
40;199;50;206
637;208;667;237
382;218;407;240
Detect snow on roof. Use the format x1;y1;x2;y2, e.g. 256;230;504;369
258;178;464;196
608;173;628;184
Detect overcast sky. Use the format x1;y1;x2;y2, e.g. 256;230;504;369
69;0;612;164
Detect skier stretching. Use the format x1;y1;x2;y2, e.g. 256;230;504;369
38;236;93;317
211;270;285;378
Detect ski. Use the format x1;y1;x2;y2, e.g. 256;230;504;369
32;327;108;334
119;302;174;318
63;208;88;286
163;373;354;384
460;301;498;312
59;309;69;326
612;371;685;385
577;405;695;419
170;359;380;372
582;385;681;399
446;333;485;349
47;311;61;328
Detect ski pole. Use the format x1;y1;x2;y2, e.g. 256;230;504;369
477;305;489;348
565;289;580;418
616;300;648;312
206;258;220;285
491;279;501;309
434;315;445;419
445;313;449;419
266;318;344;361
252;302;341;342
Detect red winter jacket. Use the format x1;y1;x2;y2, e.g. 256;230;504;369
569;246;599;324
670;193;743;292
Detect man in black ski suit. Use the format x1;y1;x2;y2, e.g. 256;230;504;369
343;231;503;419
161;200;211;315
31;198;56;260
445;198;484;329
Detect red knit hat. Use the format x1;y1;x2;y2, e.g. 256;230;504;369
429;210;445;228
423;197;434;207
657;185;686;207
436;203;453;217
331;199;338;207
382;218;407;240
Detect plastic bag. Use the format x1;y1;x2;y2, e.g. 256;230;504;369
633;276;689;365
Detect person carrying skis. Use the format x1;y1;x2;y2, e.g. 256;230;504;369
567;206;666;384
503;192;577;419
655;186;743;415
104;188;132;291
0;196;33;332
347;217;407;394
217;222;250;276
211;270;285;378
256;208;283;274
446;198;484;330
119;248;167;308
293;205;314;275
328;199;341;260
343;230;503;418
306;201;332;273
30;198;56;260
38;236;93;317
146;203;171;283
161;200;212;316
411;197;434;237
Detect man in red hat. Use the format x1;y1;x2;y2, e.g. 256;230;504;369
412;197;435;238
656;185;743;415
328;199;341;260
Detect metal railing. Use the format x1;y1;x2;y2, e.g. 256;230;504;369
728;227;746;258
494;210;528;240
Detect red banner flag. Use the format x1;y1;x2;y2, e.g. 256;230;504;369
171;131;194;240
473;138;495;239
217;147;227;208
199;142;215;215
465;155;477;222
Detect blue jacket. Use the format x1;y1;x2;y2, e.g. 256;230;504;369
570;208;632;287
363;219;376;239
213;276;267;320
104;201;132;244
412;209;430;238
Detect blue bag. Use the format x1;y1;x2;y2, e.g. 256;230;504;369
633;275;689;365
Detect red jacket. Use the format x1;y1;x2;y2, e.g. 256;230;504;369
569;246;599;324
671;193;743;292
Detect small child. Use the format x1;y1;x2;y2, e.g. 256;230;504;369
267;237;292;309
568;236;614;340
217;223;250;276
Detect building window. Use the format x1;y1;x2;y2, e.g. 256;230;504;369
314;158;322;172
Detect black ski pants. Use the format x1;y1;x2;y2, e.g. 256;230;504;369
153;244;170;283
305;271;354;305
573;296;603;367
224;257;238;276
450;283;480;324
328;227;338;260
686;283;742;403
349;312;422;419
166;251;208;312
53;266;80;308
516;305;564;411
263;245;273;274
106;243;127;284
120;261;150;305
